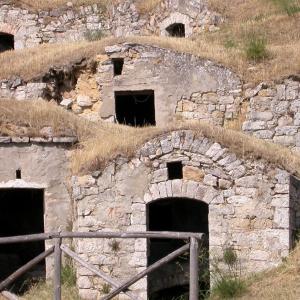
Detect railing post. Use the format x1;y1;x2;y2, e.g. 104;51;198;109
189;237;199;300
54;238;62;300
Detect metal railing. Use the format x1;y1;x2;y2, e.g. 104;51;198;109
0;231;204;300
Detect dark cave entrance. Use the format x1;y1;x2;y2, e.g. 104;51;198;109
166;23;186;37
0;32;14;53
0;188;45;293
147;198;209;299
115;90;156;127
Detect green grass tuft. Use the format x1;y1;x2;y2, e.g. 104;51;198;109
212;277;246;299
245;34;268;62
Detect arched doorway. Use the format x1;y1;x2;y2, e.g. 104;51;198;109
147;197;209;299
0;32;14;53
166;23;185;37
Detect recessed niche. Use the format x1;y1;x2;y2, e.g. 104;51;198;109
166;23;185;37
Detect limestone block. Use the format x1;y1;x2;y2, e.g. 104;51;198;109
161;138;173;154
254;130;274;139
183;166;204;182
242;121;266;131
79;289;98;299
218;179;231;189
158;182;167;198
206;143;222;158
274;207;289;228
77;95;93;107
78;276;92;289
135;239;147;252
152;168;168;183
249;111;273;121
273;135;295;146
235;175;259;188
60;98;73;109
172;179;183;197
203;174;217;186
275;126;298;136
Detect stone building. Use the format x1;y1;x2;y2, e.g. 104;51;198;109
0;0;221;51
0;136;76;289
72;129;300;299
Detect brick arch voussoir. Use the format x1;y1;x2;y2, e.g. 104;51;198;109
144;180;217;206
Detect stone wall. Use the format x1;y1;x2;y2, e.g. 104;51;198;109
72;130;293;299
242;78;300;151
98;43;241;126
0;0;221;50
0;0;107;49
0;138;74;275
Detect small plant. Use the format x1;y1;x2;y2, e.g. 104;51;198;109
213;276;246;298
101;283;111;294
211;247;246;299
84;29;105;41
223;247;238;266
109;239;121;252
245;34;268;62
61;258;77;287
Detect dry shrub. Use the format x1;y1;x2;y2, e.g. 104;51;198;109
22;281;80;300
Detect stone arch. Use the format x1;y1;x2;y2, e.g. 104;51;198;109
0;22;19;36
160;12;193;37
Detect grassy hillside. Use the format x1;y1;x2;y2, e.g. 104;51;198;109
240;243;300;300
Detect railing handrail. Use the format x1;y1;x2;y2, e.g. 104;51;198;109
0;231;204;244
0;231;204;300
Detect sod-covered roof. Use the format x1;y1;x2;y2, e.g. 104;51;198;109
1;99;300;176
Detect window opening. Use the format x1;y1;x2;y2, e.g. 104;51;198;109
16;169;21;179
112;58;124;76
167;161;183;180
115;90;156;127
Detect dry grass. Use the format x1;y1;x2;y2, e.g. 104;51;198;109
0;0;298;83
2;99;300;176
14;0;115;10
21;282;80;300
0;99;96;138
240;243;300;300
135;0;162;14
13;0;161;13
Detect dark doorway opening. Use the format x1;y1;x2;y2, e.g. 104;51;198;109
147;198;209;299
167;161;183;180
112;58;124;76
166;23;185;37
0;32;14;53
115;90;156;127
0;189;45;293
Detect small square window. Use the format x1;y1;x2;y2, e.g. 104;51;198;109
112;58;124;76
167;161;183;180
16;169;21;179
